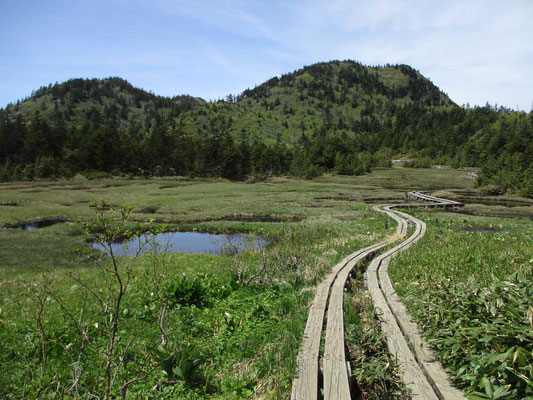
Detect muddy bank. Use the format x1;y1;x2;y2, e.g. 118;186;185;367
0;201;20;207
3;216;69;230
314;194;404;203
133;212;305;223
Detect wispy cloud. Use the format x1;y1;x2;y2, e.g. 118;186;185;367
1;0;531;109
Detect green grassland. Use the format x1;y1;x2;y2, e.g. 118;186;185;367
0;167;531;399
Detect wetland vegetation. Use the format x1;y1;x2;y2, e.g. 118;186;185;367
1;170;398;399
0;169;531;399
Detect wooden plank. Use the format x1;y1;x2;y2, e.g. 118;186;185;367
292;242;387;400
369;202;466;398
291;280;332;400
294;193;465;400
322;204;413;399
323;245;388;400
379;210;466;399
367;252;439;399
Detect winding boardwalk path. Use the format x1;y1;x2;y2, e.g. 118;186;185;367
291;192;466;400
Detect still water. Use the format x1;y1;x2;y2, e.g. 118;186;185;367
92;231;269;256
3;218;67;230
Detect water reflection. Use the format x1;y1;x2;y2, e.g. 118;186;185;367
92;231;269;256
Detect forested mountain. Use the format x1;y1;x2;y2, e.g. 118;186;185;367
179;61;453;142
9;77;205;126
0;60;531;196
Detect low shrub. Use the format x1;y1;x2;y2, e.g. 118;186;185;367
83;170;113;180
420;272;533;398
403;157;432;168
478;184;506;196
166;273;235;308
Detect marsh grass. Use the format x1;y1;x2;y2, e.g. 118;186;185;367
0;168;531;398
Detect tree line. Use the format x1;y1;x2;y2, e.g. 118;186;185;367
0;108;390;182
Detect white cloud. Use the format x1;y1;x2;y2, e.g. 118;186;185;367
280;0;533;109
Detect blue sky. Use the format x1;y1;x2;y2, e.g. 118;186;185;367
1;0;532;109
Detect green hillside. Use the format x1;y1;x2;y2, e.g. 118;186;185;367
9;77;204;128
180;61;453;143
5;61;452;145
0;60;531;196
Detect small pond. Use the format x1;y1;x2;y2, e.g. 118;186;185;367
3;217;68;230
92;231;270;256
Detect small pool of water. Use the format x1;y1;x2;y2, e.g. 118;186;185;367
92;231;269;256
3;217;67;230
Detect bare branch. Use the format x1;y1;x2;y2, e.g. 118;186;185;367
245;251;269;286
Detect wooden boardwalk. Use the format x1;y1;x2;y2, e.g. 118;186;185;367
291;191;466;400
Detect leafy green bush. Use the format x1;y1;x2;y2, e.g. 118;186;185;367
303;163;322;180
334;153;365;175
155;342;202;385
166;273;234;308
520;165;533;198
167;274;210;307
244;173;268;184
34;156;60;179
423;273;533;399
0;162;10;182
